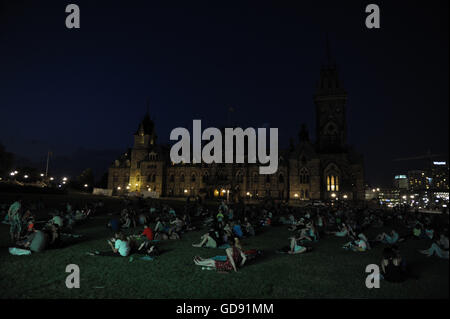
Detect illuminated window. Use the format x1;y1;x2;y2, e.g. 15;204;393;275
325;164;340;192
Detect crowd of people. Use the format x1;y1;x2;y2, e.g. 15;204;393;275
1;195;449;280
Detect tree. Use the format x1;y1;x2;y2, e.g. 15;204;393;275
95;172;108;189
78;168;95;188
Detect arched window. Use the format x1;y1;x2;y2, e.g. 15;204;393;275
325;164;340;192
236;171;243;183
278;174;284;183
180;174;185;182
152;174;156;182
202;173;208;183
191;174;196;182
300;168;309;185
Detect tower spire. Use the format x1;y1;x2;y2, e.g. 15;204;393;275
146;98;150;116
325;33;331;66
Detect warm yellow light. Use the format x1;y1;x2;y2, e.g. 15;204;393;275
63;177;67;181
221;189;226;193
294;193;299;197
117;186;121;190
376;188;380;191
343;195;348;199
331;193;336;198
84;184;88;187
246;192;250;196
184;189;188;193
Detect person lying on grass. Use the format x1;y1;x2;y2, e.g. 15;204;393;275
193;237;247;272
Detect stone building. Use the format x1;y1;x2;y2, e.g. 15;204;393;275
108;58;365;201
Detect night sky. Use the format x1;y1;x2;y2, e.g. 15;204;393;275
0;0;448;186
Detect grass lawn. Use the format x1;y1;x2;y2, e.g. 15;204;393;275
0;193;448;299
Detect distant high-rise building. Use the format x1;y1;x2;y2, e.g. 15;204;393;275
431;161;449;191
393;175;409;190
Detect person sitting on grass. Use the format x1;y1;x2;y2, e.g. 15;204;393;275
332;223;350;238
92;232;131;257
170;216;185;234
154;217;170;240
243;217;255;237
380;246;408;283
88;232;131;257
418;232;449;259
287;234;313;255
192;229;218;248
16;228;49;253
193;237;247;272
138;224;154;251
108;232;131;257
121;212;132;229
232;221;244;238
343;233;369;252
296;221;318;242
44;223;61;248
375;230;400;245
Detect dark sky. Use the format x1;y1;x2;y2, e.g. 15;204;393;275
0;0;448;186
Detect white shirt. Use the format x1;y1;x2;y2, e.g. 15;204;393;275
115;239;130;257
